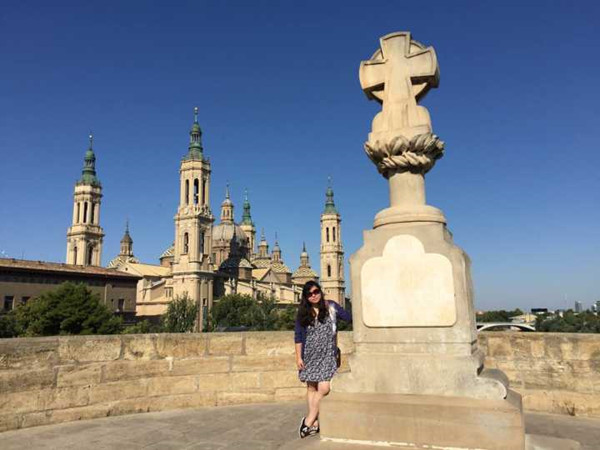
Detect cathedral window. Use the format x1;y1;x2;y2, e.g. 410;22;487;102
327;264;332;277
83;202;88;223
90;202;95;224
73;246;78;264
194;179;199;204
333;227;336;242
86;245;94;265
202;179;206;205
76;203;81;223
326;227;330;242
199;231;205;254
183;233;189;254
185;180;190;204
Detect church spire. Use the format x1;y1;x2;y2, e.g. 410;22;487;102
120;220;133;256
272;233;281;262
258;229;269;258
241;188;253;226
324;176;338;214
300;241;309;267
220;183;234;224
186;106;203;160
78;133;101;187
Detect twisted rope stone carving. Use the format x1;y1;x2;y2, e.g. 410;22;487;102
364;132;445;178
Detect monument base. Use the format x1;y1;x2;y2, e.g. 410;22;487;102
319;391;525;450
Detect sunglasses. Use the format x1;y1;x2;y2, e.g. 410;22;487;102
308;289;321;297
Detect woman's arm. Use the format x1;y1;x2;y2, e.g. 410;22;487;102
332;301;352;323
294;318;306;370
295;342;305;370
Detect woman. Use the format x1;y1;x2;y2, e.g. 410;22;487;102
294;280;351;438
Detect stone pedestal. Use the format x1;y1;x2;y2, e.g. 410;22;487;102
320;391;525;450
319;214;525;448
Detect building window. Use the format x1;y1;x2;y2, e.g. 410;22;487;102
90;202;95;224
327;265;331;278
183;233;189;254
326;227;330;242
21;296;30;304
166;288;173;298
202;179;207;205
199;231;205;254
83;202;88;223
73;246;78;264
117;299;125;312
76;203;81;223
87;244;94;265
333;227;336;242
185;179;190;204
3;296;14;311
194;179;199;204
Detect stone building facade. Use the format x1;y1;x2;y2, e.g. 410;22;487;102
94;108;346;323
0;258;139;321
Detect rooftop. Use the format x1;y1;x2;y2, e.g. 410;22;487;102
0;258;140;280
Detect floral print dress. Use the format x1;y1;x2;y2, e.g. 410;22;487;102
299;314;337;383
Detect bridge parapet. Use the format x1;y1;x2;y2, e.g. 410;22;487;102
0;331;598;433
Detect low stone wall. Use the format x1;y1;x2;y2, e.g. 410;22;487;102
0;332;354;432
479;332;600;417
0;331;598;433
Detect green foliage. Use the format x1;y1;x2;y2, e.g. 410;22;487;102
211;294;297;331
477;309;524;323
13;282;122;336
122;319;163;334
161;294;199;333
536;310;600;333
337;301;353;331
273;305;297;331
0;312;18;338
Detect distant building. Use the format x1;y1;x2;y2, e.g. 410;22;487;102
592;301;600;313
510;313;537;326
531;308;548;315
574;301;583;313
0;258;139;321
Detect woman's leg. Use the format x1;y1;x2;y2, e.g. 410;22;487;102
306;381;330;427
306;381;317;420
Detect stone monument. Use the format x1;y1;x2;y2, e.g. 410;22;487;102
319;32;525;449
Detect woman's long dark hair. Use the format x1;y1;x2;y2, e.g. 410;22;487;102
297;280;328;327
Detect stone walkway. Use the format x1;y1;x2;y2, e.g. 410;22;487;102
0;402;599;449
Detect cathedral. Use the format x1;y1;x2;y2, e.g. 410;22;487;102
66;108;346;327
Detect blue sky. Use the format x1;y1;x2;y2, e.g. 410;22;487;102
1;1;599;311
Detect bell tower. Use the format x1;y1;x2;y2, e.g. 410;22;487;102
171;107;215;329
66;134;104;266
239;189;256;258
320;180;345;306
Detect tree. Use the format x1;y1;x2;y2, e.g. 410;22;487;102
536;310;600;333
13;282;122;336
162;294;199;333
0;312;18;338
210;293;257;330
123;319;163;334
211;293;290;331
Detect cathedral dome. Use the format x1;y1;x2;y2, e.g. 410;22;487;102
292;266;318;279
160;244;174;259
212;223;248;247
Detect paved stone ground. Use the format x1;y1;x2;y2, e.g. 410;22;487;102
0;402;598;449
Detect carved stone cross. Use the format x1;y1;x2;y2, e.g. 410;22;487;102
360;32;444;179
360;32;439;136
